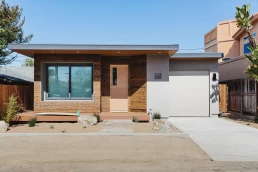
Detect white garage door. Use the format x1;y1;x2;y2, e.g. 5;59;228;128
169;71;209;117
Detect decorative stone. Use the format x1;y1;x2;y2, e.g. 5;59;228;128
152;119;172;133
0;121;8;133
78;115;97;126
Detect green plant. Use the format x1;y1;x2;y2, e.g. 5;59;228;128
235;4;258;80
152;112;161;120
94;113;100;123
50;125;54;129
132;116;139;123
5;94;22;124
0;0;33;65
28;117;37;127
254;116;258;123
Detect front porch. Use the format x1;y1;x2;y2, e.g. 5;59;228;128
13;111;149;122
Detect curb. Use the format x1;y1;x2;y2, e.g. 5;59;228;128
0;132;189;137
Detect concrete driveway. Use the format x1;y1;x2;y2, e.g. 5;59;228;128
169;117;258;161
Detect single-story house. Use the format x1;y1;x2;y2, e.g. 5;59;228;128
8;44;223;120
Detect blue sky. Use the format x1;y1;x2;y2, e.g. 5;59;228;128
7;0;258;66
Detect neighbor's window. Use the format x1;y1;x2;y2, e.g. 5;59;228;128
243;33;256;54
47;64;93;100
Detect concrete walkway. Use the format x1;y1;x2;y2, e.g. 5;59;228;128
99;120;133;133
169;117;258;161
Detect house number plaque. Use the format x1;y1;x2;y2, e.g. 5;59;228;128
155;73;162;79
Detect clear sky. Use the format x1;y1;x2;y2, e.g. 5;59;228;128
7;0;258;66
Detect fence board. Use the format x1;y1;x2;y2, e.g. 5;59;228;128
0;84;34;120
219;84;228;112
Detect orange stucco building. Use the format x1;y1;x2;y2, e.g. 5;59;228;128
204;13;258;115
205;12;258;63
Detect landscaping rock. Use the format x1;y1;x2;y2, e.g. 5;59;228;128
152;120;172;133
78;115;97;126
0;121;8;133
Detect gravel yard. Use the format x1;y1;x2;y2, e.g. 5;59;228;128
0;136;258;172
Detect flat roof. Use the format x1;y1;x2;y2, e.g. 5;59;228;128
8;44;179;51
171;52;223;59
8;44;179;57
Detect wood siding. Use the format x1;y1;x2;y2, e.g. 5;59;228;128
0;84;33;120
35;54;146;113
34;54;101;113
101;55;147;112
129;55;147;112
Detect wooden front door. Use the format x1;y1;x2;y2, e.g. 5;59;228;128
110;65;128;112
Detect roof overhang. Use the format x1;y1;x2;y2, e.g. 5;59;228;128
232;12;258;40
8;44;179;58
171;52;223;59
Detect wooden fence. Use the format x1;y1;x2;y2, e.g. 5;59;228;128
227;79;257;115
0;84;34;120
219;84;228;113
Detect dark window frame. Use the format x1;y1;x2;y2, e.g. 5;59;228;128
46;63;94;100
112;67;117;86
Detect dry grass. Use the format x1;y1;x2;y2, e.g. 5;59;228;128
223;114;258;129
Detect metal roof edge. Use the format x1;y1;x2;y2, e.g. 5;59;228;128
8;44;179;51
171;52;223;59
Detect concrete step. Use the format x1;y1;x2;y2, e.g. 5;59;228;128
99;120;133;133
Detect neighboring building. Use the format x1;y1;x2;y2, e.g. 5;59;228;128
0;66;34;85
204;19;239;62
0;66;34;120
8;44;222;121
205;13;258;115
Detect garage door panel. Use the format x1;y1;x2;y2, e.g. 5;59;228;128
169;71;209;117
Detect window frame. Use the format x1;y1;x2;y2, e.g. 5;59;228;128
112;67;117;86
45;63;94;100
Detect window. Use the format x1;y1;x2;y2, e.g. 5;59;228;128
244;42;251;54
46;64;93;100
243;33;256;54
112;67;117;85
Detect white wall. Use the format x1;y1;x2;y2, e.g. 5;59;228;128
147;54;170;118
169;59;219;117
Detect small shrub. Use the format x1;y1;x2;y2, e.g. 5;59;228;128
28;117;37;127
5;94;23;124
50;125;54;129
94;113;100;123
254;116;258;123
152;112;161;120
132;116;139;123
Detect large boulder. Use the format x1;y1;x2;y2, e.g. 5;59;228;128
0;121;8;133
152;120;172;133
78;115;97;127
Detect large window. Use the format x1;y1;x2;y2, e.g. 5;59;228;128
46;64;93;100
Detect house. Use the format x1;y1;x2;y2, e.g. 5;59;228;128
204;12;258;115
0;66;34;120
8;44;222;120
